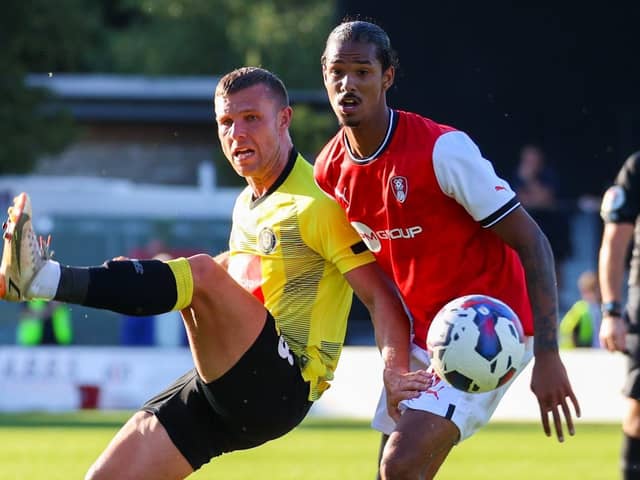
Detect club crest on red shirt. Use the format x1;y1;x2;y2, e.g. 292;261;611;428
390;176;408;203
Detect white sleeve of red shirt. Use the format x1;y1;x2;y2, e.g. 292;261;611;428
432;130;519;226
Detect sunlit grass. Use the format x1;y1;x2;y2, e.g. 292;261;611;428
0;412;621;480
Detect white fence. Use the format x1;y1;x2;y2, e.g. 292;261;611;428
0;346;625;422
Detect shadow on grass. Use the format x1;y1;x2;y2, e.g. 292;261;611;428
298;418;373;430
0;411;131;428
0;412;377;430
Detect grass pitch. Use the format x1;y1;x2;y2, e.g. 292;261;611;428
0;412;620;479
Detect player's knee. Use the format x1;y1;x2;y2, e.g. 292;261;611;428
189;253;221;282
188;254;214;278
187;254;224;298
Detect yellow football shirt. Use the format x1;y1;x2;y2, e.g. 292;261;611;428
228;150;374;400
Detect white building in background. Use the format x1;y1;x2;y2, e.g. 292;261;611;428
0;174;238;224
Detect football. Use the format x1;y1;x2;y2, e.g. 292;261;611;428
426;294;526;393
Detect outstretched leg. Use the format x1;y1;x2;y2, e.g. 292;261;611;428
80;254;269;479
0;193;285;478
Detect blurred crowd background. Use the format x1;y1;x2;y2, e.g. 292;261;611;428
2;1;639;348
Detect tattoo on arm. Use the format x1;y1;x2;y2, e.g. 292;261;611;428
519;232;559;352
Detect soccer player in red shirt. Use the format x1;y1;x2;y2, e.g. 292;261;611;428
314;20;581;479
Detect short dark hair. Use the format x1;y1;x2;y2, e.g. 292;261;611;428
322;20;399;71
215;67;289;108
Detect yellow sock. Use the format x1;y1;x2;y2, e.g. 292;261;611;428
166;258;194;311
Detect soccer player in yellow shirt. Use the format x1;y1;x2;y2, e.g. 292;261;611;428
0;67;429;479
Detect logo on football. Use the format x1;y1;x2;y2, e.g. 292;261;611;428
426;294;526;393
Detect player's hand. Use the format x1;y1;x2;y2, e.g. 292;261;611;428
599;314;627;352
383;367;432;421
530;351;581;442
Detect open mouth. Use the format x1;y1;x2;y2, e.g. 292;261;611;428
338;95;360;113
233;147;255;160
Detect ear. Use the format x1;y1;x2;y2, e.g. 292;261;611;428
279;106;293;131
382;66;395;93
321;64;329;85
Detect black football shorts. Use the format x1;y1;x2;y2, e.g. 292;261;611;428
141;312;312;470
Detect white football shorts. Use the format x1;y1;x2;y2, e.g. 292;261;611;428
372;337;534;442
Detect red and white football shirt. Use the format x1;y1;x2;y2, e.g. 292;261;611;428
314;109;534;348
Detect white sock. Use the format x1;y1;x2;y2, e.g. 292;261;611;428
27;260;61;300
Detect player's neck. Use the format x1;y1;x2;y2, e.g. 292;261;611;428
247;145;292;199
343;107;391;159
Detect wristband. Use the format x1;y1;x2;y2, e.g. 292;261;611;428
601;301;622;317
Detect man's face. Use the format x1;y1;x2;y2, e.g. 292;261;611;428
322;39;394;128
214;83;290;179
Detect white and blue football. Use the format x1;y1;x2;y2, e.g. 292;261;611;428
426;294;526;393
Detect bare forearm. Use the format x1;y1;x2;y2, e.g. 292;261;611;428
490;208;559;353
518;231;559;353
492;208;581;436
598;224;633;303
599;244;625;303
372;298;411;372
344;264;411;372
598;223;633;352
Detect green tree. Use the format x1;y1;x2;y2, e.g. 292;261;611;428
1;0;337;175
0;0;105;173
290;105;338;158
107;0;335;89
105;0;338;184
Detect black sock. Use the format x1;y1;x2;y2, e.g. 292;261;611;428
55;266;90;305
55;260;178;316
623;434;640;480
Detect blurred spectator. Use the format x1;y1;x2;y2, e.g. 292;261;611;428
559;271;602;348
512;144;559;209
16;299;73;346
512;145;572;281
